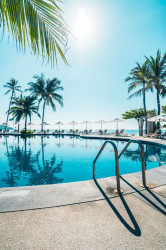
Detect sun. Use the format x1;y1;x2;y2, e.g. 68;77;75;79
72;8;95;46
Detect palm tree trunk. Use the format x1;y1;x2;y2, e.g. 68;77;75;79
143;88;147;134
5;91;14;131
157;90;160;129
25;114;27;131
41;100;46;131
137;119;141;136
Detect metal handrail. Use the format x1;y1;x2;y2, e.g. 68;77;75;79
118;140;147;187
93;141;121;193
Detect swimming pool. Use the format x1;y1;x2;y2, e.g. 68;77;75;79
0;135;165;188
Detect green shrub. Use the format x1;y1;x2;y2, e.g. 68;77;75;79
20;129;33;134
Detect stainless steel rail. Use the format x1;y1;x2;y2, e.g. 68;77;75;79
93;141;122;193
93;139;147;195
118;140;147;187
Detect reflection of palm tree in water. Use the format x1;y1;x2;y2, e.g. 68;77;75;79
2;136;63;187
122;145;166;167
3;137;39;187
29;136;63;185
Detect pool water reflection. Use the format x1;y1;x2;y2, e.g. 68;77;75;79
0;135;165;188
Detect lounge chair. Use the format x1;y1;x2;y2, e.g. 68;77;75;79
3;129;9;134
75;129;79;134
37;130;44;134
53;130;58;134
119;129;124;135
11;129;18;134
160;131;166;139
150;129;161;139
131;133;135;136
113;130;119;136
69;129;73;134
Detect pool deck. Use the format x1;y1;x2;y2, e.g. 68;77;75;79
0;135;166;249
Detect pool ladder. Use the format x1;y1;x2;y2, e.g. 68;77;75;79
93;140;147;194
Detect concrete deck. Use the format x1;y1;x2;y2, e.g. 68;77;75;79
0;187;166;249
0;135;165;249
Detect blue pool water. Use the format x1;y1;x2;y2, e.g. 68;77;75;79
0;135;165;188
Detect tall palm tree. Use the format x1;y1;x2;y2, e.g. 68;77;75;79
125;62;152;134
146;50;166;128
3;78;22;131
28;74;63;130
0;0;68;66
9;95;40;131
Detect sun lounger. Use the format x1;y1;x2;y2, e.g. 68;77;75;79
37;130;44;134
150;129;161;139
53;130;58;134
159;131;166;139
3;130;9;134
119;129;124;135
103;129;107;135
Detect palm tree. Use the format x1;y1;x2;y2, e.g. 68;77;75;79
9;95;40;131
28;74;64;130
146;50;166;128
0;0;68;66
3;78;22;131
125;62;152;134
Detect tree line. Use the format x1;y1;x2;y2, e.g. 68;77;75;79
122;49;166;133
3;74;63;132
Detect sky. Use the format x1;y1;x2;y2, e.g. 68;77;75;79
0;0;166;131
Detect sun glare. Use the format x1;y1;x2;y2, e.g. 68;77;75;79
72;8;95;46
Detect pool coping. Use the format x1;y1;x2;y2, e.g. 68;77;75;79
0;164;165;213
1;133;166;148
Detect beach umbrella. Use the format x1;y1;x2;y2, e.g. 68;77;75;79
56;122;64;131
147;115;166;122
40;122;50;130
0;123;13;130
110;118;124;131
95;119;107;130
82;121;92;130
68;121;79;130
148;115;166;129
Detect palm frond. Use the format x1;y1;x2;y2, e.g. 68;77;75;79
0;0;69;66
